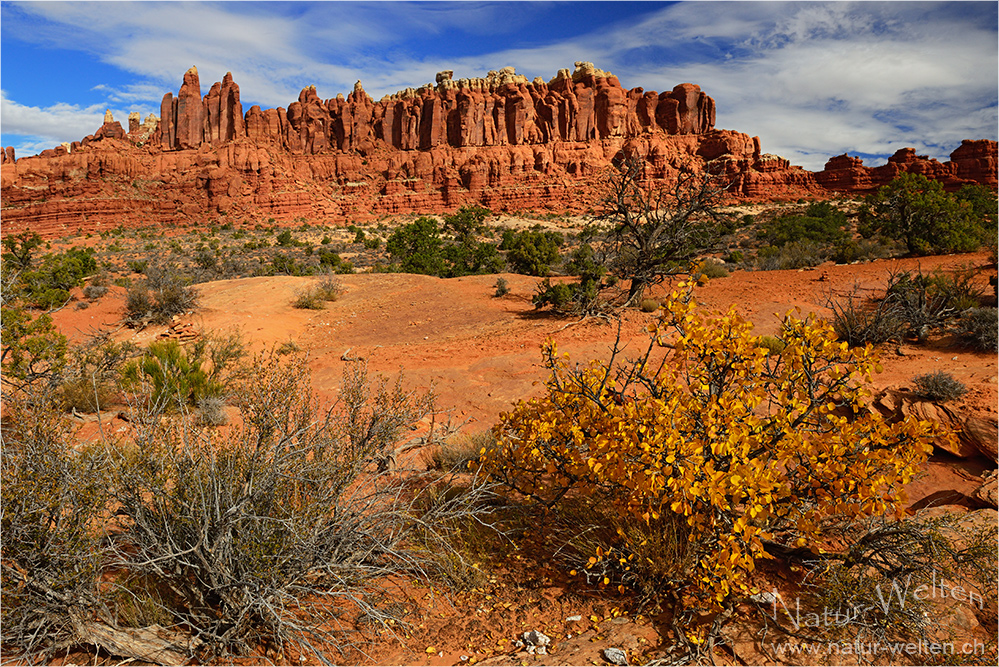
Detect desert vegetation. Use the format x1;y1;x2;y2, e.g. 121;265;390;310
480;281;996;659
1;326;500;663
2;168;997;666
827;265;997;350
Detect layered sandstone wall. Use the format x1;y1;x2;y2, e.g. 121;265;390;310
1;64;995;238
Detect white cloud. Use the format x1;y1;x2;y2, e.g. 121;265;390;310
599;1;997;169
0;90;148;153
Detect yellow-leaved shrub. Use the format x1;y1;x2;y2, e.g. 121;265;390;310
483;282;949;616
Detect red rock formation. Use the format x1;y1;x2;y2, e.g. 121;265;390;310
190;62;718;158
2;63;996;239
950;140;998;188
814;141;998;194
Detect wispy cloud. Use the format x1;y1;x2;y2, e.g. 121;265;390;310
1;91;109;145
2;1;995;169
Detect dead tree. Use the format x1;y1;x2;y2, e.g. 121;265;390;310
601;158;727;305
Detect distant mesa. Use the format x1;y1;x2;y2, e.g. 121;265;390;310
1;63;995;237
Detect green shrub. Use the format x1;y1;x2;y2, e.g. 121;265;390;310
0;306;68;394
693;259;729;280
758;202;847;247
504;229;564;276
271;252;305;276
386;217;446;275
443;238;504;277
193;248;217;272
753;240;828;270
724;250;744;265
533;277;601;315
494;277;510;297
832;237;900;264
20;248;98;308
954;183;998;228
121;341;218;411
30;288;70;310
318;249;354;274
387;214;503;278
275;229;297;246
912;371;967;402
1;231;43;270
443;205;491;237
859;173;989;255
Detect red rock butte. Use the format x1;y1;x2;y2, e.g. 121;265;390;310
2;63;996;238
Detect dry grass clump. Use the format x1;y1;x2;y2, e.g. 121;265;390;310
639;298;660;313
828;291;906;346
957;307;998;352
292;286;325;309
430;430;496;471
292;275;345;309
196;395;228;425
123;265;198;325
756;335;786;354
315;274;345;301
693;259;729;280
912;371;967;403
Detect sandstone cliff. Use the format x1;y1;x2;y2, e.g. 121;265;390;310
2;63;995;238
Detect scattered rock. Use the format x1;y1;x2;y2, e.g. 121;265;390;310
157;322;200;343
972;470;998;508
603;647;629;665
749;590;781;605
516;630;551;656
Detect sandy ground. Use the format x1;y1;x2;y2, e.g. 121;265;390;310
49;250;998;666
57;251;997;430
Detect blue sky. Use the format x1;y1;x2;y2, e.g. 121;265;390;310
1;1;996;170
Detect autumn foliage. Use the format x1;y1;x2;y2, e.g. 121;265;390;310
483;282;949;623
